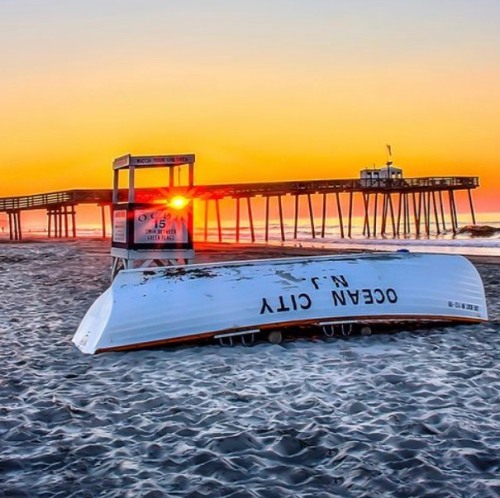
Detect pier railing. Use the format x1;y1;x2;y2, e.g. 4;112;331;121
196;176;479;198
0;189;111;212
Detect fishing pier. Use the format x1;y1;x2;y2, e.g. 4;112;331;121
0;174;478;242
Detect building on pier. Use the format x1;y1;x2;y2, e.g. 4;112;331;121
360;165;403;186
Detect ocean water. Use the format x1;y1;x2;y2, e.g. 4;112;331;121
194;215;500;257
4;211;500;256
0;240;499;497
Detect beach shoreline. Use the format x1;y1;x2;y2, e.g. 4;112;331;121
2;235;500;265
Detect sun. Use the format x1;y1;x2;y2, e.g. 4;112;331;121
168;195;190;210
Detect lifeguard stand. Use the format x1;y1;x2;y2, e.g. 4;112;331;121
111;154;195;278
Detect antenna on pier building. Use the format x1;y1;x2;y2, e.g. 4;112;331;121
386;144;393;166
110;154;196;279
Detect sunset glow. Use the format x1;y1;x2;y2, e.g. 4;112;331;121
1;1;499;214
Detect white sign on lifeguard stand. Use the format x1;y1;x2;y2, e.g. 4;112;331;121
111;154;195;278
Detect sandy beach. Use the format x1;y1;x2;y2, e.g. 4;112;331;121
1;238;499;497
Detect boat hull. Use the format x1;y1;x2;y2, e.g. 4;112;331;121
73;252;488;354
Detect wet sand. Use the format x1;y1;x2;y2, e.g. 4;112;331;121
0;239;499;497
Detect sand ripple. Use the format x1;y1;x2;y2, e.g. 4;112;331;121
0;240;499;497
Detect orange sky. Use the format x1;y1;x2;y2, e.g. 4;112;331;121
1;1;499;214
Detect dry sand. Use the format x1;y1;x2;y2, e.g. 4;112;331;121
0;238;499;497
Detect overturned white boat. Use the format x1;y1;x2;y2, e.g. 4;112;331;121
73;252;488;354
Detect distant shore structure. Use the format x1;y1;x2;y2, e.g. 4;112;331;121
0;156;478;242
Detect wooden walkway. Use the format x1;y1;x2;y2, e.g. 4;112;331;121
0;176;479;240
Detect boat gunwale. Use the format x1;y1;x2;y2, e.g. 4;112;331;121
95;312;488;353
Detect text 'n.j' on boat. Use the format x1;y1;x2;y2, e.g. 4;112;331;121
73;252;488;354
